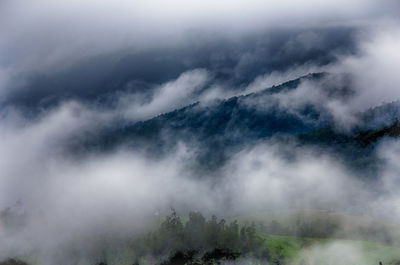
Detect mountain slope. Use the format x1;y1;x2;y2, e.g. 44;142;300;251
77;73;400;175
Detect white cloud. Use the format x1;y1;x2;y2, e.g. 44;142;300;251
293;241;369;265
120;69;209;121
333;21;400;112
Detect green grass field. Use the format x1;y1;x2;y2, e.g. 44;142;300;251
256;233;400;265
233;210;400;265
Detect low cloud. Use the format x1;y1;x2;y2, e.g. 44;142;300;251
0;102;398;263
333;21;400;112
119;69;210;121
294;241;369;265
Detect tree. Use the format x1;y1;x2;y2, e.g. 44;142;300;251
185;211;206;250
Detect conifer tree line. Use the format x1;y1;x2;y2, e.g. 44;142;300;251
131;210;267;262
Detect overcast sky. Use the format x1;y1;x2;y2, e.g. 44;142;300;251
0;0;399;106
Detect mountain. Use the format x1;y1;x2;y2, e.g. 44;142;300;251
82;74;324;146
76;73;400;175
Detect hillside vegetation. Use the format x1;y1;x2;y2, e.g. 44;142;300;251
3;211;400;265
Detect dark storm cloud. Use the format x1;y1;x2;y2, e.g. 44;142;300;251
0;0;398;111
1;27;359;112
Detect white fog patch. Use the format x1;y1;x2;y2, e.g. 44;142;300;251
293;241;369;265
119;69;209;121
333;22;400;112
243;65;325;95
325;100;358;130
369;139;400;220
0;143;217;261
0;102;111;208
222;143;365;213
